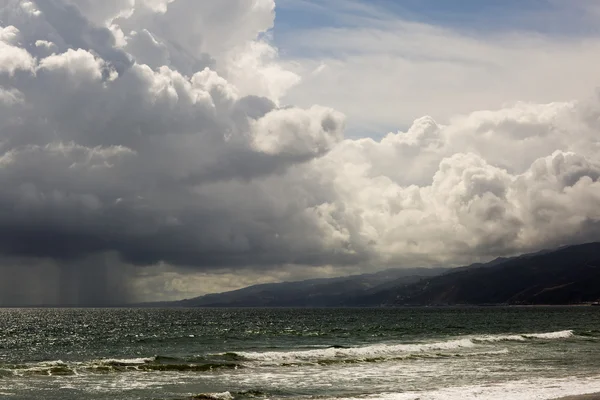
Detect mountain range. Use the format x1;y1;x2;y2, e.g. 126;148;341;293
153;242;600;307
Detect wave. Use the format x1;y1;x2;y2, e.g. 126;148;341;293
471;329;574;343
229;339;476;364
0;357;242;377
221;330;575;365
0;361;77;377
0;330;575;377
191;392;234;400
331;375;600;400
190;390;269;400
99;357;155;366
523;330;574;339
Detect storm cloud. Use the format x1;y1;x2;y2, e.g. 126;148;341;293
0;0;599;305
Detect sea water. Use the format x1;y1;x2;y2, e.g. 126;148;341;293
1;307;600;400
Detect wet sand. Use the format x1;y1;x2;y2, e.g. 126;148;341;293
555;394;600;400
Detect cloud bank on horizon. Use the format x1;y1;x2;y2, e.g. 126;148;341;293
0;0;599;304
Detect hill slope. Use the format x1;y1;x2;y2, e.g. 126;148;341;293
149;243;600;307
383;242;600;305
156;267;447;307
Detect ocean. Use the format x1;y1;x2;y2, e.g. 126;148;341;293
1;307;600;400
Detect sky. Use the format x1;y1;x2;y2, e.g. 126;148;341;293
0;0;599;305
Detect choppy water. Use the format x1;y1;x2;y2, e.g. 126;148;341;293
1;307;600;400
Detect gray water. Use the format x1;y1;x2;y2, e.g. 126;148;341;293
2;307;600;400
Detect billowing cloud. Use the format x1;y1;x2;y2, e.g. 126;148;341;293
308;99;600;266
0;0;599;305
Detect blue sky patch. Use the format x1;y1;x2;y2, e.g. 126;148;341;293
274;0;599;40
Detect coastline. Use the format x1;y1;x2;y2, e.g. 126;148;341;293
555;394;600;400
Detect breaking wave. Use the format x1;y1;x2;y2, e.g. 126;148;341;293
190;392;234;400
332;375;600;400
0;356;242;377
471;330;574;343
222;330;575;364
230;339;476;364
0;330;575;377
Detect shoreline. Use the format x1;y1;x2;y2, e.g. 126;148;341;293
555;394;600;400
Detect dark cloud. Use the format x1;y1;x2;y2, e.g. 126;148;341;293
0;253;132;306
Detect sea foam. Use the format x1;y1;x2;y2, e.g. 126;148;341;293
191;392;234;400
226;330;575;364
98;357;155;366
333;375;600;400
231;339;475;363
472;329;574;343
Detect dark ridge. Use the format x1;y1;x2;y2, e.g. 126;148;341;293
143;267;448;308
141;242;600;308
385;242;600;306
